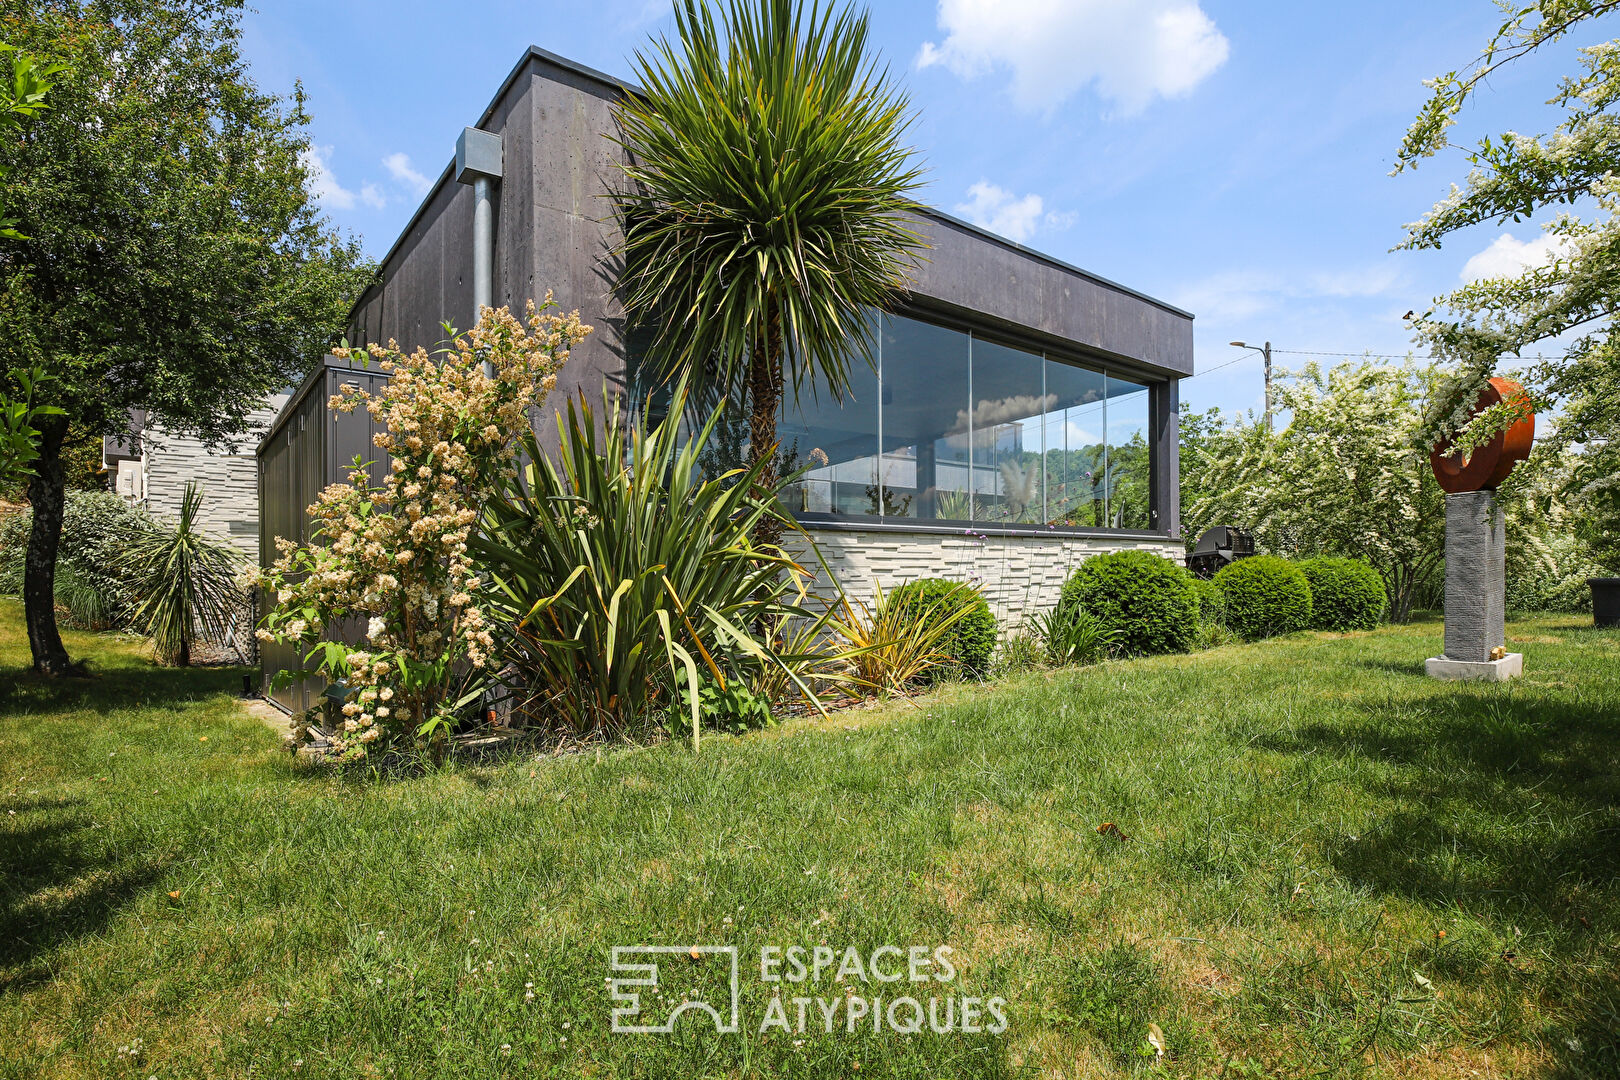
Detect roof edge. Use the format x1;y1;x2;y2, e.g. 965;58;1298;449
345;44;1194;330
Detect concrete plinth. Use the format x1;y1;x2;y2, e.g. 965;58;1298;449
1425;652;1523;682
1442;490;1507;663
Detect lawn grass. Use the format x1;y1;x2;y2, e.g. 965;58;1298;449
1;596;1616;1078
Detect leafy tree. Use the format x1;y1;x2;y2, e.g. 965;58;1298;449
611;0;925;542
0;48;59;488
0;0;373;674
1189;362;1446;622
1395;1;1620;568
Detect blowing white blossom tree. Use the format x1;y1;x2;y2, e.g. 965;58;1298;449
1189;362;1447;622
1396;1;1620;569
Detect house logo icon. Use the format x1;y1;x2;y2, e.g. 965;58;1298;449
610;946;741;1034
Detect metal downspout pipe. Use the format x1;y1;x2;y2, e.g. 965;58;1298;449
455;126;504;376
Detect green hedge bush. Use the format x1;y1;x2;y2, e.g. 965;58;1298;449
1190;577;1225;625
1057;550;1198;655
1214;555;1313;639
0;490;152;628
1298;557;1386;631
890;577;996;680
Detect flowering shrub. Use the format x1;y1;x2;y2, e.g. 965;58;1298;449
259;298;590;759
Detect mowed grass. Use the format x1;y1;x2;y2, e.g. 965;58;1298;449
1;596;1617;1079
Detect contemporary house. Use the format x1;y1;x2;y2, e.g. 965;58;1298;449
257;45;1193;706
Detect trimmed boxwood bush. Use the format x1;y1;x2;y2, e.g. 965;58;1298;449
1057;550;1198;655
1214;555;1313;639
890;577;997;680
1298;556;1386;631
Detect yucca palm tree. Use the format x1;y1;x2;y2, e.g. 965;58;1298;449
128;482;245;666
612;0;926;539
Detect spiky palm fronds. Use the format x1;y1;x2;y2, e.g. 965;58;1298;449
612;0;926;502
128;483;245;666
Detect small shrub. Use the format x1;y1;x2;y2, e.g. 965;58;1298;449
1298;556;1386;631
1035;603;1122;666
0;489;152;626
1057;550;1198;655
1214;555;1313;639
890;577;996;680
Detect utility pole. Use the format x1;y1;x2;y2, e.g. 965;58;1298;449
1229;340;1274;432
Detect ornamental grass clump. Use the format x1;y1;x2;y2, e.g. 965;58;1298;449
258;298;590;760
888;577;996;680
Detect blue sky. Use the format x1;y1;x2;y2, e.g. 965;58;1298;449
241;0;1591;418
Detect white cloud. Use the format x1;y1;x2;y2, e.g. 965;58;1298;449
383;152;433;196
360;183;387;210
953;181;1073;243
301;145;356;210
1460;232;1566;282
918;0;1229;114
1173;263;1404;323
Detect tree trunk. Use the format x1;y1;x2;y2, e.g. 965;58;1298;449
23;416;75;675
747;303;785;547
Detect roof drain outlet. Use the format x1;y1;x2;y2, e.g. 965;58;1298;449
455;126;504;375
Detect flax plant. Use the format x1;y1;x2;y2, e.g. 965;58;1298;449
474;383;851;750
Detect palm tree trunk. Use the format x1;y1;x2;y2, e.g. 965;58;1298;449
23;415;75;675
748;303;785;547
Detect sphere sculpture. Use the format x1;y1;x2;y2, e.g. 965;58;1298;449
1428;376;1535;492
1425;376;1535;682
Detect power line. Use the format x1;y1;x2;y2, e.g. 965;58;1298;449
1189;347;1545;378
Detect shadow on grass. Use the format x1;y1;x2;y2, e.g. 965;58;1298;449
0;795;168;993
1261;689;1620;1077
0;662;251;720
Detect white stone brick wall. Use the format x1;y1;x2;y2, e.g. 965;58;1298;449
784;527;1186;631
138;395;288;560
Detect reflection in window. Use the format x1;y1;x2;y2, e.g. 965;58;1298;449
969;338;1046;524
1105;374;1152;529
1042;360;1107;527
876;314;969;521
777;343;880;516
668;307;1164;532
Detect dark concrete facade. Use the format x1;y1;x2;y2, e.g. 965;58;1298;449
342;45;1193;539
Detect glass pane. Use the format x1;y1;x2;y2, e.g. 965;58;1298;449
969;337;1046;524
1042;359;1108;527
777;347;881;517
876;313;971;521
1105;374;1152;529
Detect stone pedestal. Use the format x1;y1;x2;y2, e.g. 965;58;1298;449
1428;490;1522;681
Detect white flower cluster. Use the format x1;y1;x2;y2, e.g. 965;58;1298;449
258;298;591;756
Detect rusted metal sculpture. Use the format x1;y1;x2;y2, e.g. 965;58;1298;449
1428;376;1535;493
1425;376;1536;682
